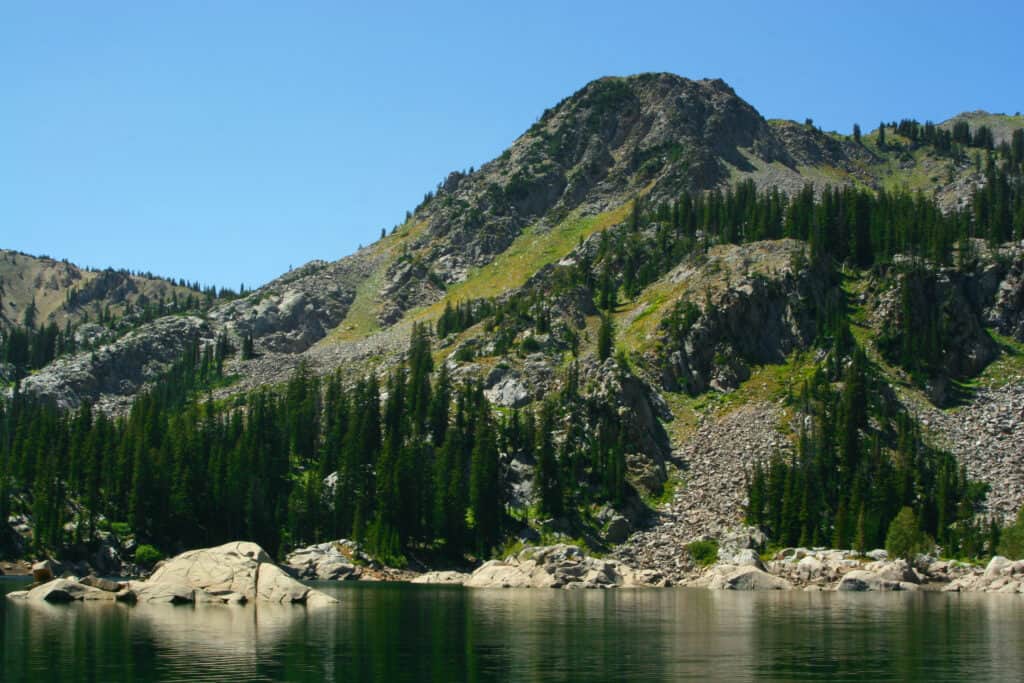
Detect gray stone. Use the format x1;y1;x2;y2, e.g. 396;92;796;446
79;575;123;593
835;570;916;592
484;375;531;408
25;578;116;603
284;540;362;581
31;560;56;584
411;571;470;585
723;566;792;591
984;556;1012;580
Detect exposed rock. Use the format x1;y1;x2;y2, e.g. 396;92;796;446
464;544;659;589
125;541;336;605
866;559;919;584
836;570;917;592
411;571;471;585
8;544;338;606
20;315;212;410
79;575;123;593
126;581;196;604
731;549;766;571
31;560;56;584
722;566;791;591
483;374;531;408
872;266;1000;405
19;578;118;603
612;408;787;584
796;556;826;582
257;563;315;604
655;243;827;396
984;555;1013;580
284;540;361;581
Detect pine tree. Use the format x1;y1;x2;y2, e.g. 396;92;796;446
597;313;614;362
469;409;501;555
534;402;562;518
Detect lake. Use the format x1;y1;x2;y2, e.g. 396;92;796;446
2;579;1022;681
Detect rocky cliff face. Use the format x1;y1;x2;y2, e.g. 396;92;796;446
871;246;1024;405
651;242;829;394
210;258;362;354
19;315;212;411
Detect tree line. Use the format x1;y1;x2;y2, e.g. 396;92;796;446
1;324;634;563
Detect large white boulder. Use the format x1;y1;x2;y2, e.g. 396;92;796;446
128;541;337;606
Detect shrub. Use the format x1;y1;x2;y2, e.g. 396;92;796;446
998;506;1024;559
134;544;164;568
885;507;933;560
686;539;719;567
519;336;541;354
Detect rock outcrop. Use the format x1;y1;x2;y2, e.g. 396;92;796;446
943;555;1024;593
7;541;337;607
440;544;664;589
283;540;362;581
411;571;471;585
20;314;212;410
128;541;337;605
653;241;830;395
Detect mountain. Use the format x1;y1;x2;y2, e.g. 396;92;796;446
0;249;211;332
16;74;1019;410
2;73;1023;572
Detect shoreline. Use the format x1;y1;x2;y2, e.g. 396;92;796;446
6;543;1022;596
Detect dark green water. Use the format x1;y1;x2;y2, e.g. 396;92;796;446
2;579;1023;682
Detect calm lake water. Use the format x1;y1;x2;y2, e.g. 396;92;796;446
1;578;1022;682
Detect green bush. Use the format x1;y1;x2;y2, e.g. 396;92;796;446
519;336;541;354
686;539;719;567
998;507;1024;559
885;507;933;560
134;544;164;568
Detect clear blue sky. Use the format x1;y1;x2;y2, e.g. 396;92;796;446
4;2;1022;290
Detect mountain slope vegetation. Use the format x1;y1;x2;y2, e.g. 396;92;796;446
2;73;1023;570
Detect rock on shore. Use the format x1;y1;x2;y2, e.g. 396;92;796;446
414;544;665;589
7;541;337;607
680;546;1024;593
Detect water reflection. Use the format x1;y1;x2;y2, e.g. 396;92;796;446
3;580;1024;682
